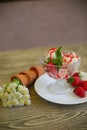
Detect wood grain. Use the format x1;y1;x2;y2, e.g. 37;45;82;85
0;44;87;130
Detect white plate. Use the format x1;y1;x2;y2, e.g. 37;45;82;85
34;71;87;105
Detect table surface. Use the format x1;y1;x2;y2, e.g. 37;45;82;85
0;44;87;130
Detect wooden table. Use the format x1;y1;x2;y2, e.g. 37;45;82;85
0;44;87;130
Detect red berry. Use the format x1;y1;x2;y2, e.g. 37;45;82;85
46;62;57;75
74;86;86;97
47;61;53;65
71;76;81;86
73;72;82;80
72;72;79;77
46;62;54;71
80;81;87;91
72;72;82;79
68;76;81;87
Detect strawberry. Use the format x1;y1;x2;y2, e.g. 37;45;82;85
71;76;81;86
80;81;87;91
46;62;57;75
67;76;81;87
46;62;53;71
74;86;86;97
72;72;82;79
72;72;79;77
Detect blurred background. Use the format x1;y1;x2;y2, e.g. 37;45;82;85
0;0;87;51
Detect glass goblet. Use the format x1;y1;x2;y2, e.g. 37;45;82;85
41;54;81;95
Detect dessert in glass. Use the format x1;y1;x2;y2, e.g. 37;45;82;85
41;47;81;95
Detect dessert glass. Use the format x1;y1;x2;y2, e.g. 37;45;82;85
41;51;81;95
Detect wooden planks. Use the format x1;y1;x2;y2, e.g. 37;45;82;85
0;44;87;130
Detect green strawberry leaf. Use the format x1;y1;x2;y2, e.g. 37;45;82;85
67;76;74;84
46;57;51;63
55;47;62;58
53;47;63;66
52;58;62;66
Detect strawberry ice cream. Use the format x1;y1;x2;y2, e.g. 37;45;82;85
43;47;81;79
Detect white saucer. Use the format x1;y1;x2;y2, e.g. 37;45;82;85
34;72;87;105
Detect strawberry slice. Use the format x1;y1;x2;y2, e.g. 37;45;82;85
46;62;58;76
48;48;56;52
74;86;86;97
58;69;69;79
